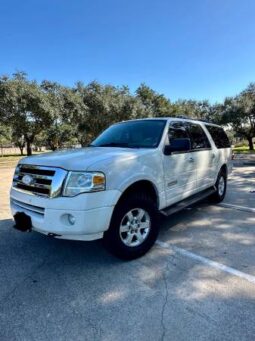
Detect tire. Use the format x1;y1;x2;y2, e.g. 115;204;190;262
209;169;227;203
104;192;159;260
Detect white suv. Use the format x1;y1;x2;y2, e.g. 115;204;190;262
10;118;232;259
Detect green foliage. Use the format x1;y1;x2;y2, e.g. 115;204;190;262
0;72;51;155
0;124;12;146
11;126;26;155
0;72;255;154
233;145;255;154
218;83;255;150
40;80;85;150
74;82;147;145
136;84;173;117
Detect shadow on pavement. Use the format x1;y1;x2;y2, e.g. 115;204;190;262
1;213;255;341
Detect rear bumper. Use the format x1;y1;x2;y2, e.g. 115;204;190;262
10;188;121;240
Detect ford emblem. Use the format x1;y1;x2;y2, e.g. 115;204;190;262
22;174;34;186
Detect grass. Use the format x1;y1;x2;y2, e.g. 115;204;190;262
0;151;49;168
0;154;24;159
0;155;24;164
0;151;48;160
233;145;255;154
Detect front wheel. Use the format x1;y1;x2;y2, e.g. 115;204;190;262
209;170;227;203
104;193;159;260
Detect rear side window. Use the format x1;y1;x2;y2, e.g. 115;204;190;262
206;125;231;149
186;123;211;150
168;122;189;140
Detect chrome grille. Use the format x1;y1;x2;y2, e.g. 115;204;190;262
13;164;68;198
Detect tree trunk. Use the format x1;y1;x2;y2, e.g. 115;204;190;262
19;146;24;156
49;143;57;151
247;137;254;150
25;134;34;156
26;140;32;156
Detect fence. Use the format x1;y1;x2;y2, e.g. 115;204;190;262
0;147;22;156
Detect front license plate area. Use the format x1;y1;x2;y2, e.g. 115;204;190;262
13;212;32;232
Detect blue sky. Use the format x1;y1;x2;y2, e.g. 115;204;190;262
1;0;255;103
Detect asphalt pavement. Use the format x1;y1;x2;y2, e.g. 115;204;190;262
0;164;255;341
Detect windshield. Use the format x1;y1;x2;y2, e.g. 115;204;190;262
90;120;167;148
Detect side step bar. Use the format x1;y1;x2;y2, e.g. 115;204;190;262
160;187;216;217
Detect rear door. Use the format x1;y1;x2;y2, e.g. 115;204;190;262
163;121;197;206
185;122;216;190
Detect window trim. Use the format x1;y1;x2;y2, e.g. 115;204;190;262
189;147;212;153
165;121;212;154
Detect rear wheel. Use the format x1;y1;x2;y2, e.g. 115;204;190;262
104;192;159;260
210;169;227;203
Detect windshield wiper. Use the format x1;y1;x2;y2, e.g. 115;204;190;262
96;142;130;148
91;142;141;148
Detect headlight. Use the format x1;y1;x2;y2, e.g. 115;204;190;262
63;171;105;197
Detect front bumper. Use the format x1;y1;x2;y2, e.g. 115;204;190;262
10;187;121;241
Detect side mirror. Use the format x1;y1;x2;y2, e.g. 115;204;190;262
164;138;191;155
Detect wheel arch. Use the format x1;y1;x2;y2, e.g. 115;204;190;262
116;180;160;209
220;163;228;176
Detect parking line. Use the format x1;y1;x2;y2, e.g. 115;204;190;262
218;203;255;213
156;240;255;285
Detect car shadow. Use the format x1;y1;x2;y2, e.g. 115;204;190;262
1;215;255;341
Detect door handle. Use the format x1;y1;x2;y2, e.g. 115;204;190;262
211;153;216;159
188;157;194;163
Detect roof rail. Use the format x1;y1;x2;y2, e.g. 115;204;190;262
174;115;211;123
195;118;212;123
174;115;191;119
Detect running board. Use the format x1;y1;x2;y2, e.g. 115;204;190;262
160;187;216;217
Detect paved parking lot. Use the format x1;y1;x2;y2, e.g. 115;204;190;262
0;164;255;341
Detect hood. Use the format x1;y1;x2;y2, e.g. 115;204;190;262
19;147;152;171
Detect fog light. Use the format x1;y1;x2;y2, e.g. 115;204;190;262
68;214;75;225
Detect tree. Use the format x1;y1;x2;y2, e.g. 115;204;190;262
12;126;25;155
171;99;216;121
74;82;146;145
219;84;255;150
1;71;255;153
0;123;12;156
0;123;11;141
43;124;77;150
0;72;52;155
136;84;173;117
240;84;255;149
40;81;85;150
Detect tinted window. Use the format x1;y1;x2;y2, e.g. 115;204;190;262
186;123;211;150
168;122;189;141
91;120;167;148
206;125;231;148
